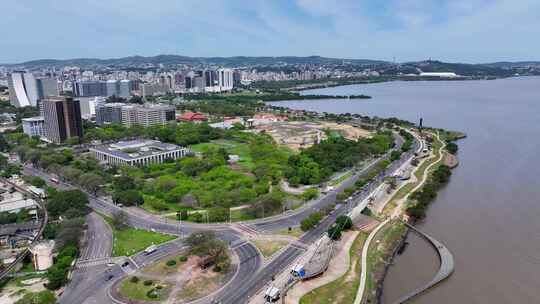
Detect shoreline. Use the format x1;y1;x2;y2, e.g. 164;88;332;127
260;75;507;92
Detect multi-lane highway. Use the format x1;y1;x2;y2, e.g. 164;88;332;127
19;129;418;304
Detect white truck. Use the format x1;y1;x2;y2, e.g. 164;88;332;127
264;286;280;302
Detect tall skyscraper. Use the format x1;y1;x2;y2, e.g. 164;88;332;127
72;81;107;97
118;80;132;98
42;96;83;143
106;80;120;97
218;68;234;91
36;78;59;99
7;72;54;107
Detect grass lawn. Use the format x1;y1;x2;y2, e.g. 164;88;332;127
363;221;406;304
252;239;290;258
175;272;226;302
300;232;368;304
140;194;192;214
276;226;304;238
119;278;170;302
191;139;255;170
230;208;257;222
143;255;188;275
329;171;353;187
97;212;176;257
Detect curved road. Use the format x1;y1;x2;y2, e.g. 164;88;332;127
20;131;417;304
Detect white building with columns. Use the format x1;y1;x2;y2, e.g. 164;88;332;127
90;139;191;167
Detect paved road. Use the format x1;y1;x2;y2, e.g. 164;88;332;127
22;130;417;304
79;213;112;261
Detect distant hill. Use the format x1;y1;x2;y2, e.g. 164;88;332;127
7;55;388;68
399;60;514;76
4;55;538;77
481;61;540;68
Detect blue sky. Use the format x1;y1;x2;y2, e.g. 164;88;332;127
1;0;539;63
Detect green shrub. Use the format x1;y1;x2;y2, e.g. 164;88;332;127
179;256;188;262
146;288;158;299
143;280;153;286
335;215;353;230
130;276;139;283
166;260;177;267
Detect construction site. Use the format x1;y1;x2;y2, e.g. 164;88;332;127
255;121;373;151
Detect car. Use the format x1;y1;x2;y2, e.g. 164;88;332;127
144;245;158;255
106;262;116;267
121;261;130;267
106;274;114;281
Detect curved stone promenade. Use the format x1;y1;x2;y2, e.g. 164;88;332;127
391;222;455;304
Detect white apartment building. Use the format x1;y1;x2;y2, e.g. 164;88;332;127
21;116;45;138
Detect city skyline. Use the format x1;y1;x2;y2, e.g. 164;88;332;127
2;0;539;64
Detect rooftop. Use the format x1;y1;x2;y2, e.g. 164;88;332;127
21;116;44;122
91;139;186;160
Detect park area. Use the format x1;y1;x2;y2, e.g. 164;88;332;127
104;122;393;223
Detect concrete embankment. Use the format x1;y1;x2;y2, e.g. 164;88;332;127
390;222;454;304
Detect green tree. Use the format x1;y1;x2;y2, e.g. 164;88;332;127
111;211;129;230
114;189;144;206
78;172;105;194
446;142;458;155
327;225;342;240
54;218;84;250
301;188;319;202
47;190;90;219
335;215;353;230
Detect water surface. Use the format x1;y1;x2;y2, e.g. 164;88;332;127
269;77;540;303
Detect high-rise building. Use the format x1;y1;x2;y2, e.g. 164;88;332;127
140;83;170;97
21;116;45;138
96;102;125;126
119;80;132;98
72;81;107;97
106;80;120;97
8;72;57;108
204;70;218;87
233;70;242;87
121;104;175;127
79;96;104;119
42;96;83;143
218;68;234;91
36;78;59;98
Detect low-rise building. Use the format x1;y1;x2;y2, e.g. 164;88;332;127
29;241;54;270
90;139;191;166
178;112;207;122
21;116;45;137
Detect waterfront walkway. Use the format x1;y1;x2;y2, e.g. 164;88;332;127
391;222;455;304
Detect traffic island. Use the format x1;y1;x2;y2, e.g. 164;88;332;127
111;254;234;304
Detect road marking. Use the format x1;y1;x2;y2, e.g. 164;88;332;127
128;256;140;269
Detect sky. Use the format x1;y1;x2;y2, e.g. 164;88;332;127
1;0;539;64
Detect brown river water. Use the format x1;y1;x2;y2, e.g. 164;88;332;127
269;77;540;304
